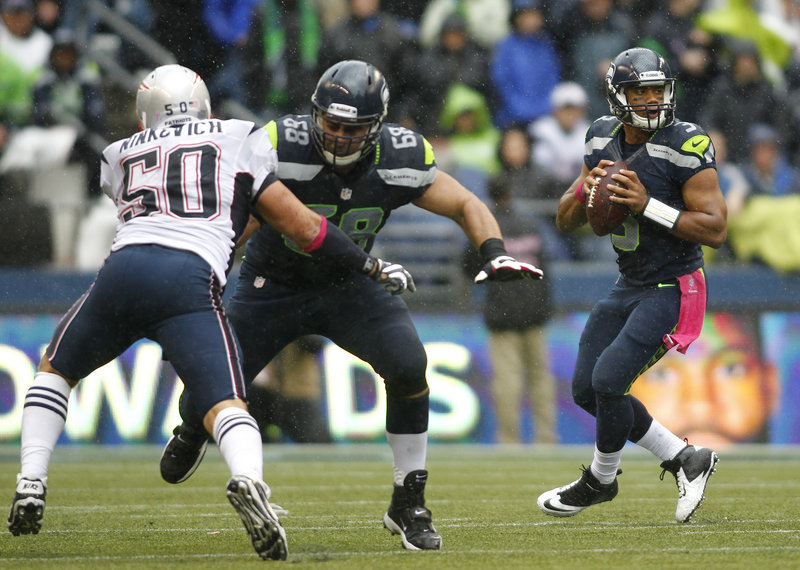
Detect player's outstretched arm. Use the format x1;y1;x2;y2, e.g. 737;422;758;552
254;180;415;294
473;238;544;284
413;171;543;283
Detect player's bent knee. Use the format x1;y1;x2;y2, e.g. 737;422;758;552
38;355;77;387
203;398;248;434
385;376;429;399
572;387;596;414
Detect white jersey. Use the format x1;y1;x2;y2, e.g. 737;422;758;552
100;118;277;285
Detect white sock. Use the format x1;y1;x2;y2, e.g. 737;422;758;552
635;418;687;461
20;372;72;484
590;446;622;484
213;407;262;481
386;431;427;486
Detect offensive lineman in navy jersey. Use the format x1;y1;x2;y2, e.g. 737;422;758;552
537;48;727;523
160;60;543;551
7;65;415;560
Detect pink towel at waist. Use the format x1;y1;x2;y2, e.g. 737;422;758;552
663;268;707;354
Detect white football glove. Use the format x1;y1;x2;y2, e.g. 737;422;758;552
474;255;544;284
370;257;416;295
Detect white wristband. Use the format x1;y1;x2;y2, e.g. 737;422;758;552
642;197;682;230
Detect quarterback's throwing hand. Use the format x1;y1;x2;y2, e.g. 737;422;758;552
474;255;544;284
371;258;416;295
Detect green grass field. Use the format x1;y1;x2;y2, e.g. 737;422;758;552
0;444;798;569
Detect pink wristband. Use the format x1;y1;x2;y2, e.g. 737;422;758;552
301;215;327;252
574;182;587;204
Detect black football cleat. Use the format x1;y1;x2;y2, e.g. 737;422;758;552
160;423;209;484
538;465;619;517
383;470;442;550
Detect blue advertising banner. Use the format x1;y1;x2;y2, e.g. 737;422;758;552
0;312;797;445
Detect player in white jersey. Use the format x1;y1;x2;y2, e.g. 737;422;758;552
7;64;414;561
101;117;273;285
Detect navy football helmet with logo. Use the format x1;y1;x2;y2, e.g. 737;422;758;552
310;60;389;167
605;48;676;131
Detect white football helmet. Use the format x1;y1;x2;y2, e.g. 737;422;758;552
136;64;212;129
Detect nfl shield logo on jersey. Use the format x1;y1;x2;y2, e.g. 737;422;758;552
254;276;266;288
340;187;352;200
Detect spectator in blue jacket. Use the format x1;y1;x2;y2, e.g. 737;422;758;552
489;0;560;129
202;0;262;105
743;124;800;197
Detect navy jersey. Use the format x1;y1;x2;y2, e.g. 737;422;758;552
244;115;437;287
584;116;716;285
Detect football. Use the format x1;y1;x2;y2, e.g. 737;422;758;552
586;161;630;236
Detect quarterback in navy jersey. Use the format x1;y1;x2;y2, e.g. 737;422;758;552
537;48;727;523
8;65;413;560
160;60;543;551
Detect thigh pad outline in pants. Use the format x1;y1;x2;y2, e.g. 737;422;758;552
591;286;681;397
320;281;428;398
46;246;189;380
226;283;313;384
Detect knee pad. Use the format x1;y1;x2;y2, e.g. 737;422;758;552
380;350;428;399
385;375;429;399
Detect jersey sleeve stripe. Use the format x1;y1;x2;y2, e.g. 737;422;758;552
423;137;435;165
278;162;325;180
265;121;279;149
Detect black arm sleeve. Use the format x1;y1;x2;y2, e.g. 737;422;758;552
302;217;375;274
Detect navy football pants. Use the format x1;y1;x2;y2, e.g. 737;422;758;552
47;245;246;422
572;278;682;452
220;262;429;433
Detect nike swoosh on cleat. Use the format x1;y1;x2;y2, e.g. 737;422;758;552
543;499;574;513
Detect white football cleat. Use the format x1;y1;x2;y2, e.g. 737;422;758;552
660;445;718;523
226;476;288;560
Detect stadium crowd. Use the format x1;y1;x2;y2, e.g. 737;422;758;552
2;0;800;271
